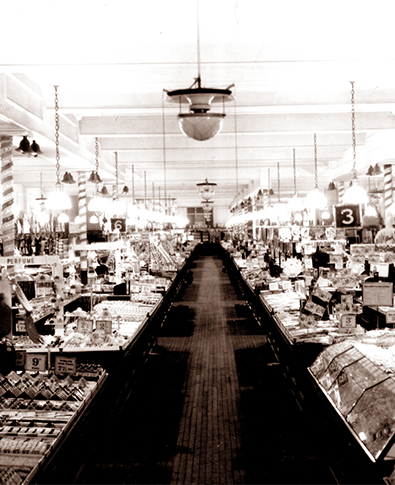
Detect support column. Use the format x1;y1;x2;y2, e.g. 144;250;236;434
78;172;88;286
384;164;393;215
1;136;15;261
338;181;345;204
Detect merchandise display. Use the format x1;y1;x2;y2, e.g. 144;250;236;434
309;339;395;461
222;231;395;468
0;237;195;483
0;369;106;483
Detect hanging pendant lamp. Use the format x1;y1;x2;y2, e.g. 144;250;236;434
61;171;76;184
343;82;368;205
305;134;327;210
87;137;103;184
88;138;106;212
372;163;382;176
15;136;43;157
111;151;126;216
165;0;233;141
197;178;217;201
288;149;305;212
15;135;32;154
46;86;72;212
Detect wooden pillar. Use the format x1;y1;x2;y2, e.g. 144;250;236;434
338;181;345;204
384;164;393;215
1;136;15;261
78;172;88;286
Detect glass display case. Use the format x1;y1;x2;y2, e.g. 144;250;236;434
309;341;395;462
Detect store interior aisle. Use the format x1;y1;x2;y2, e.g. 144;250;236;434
61;245;338;484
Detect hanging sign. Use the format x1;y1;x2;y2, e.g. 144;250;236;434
0;255;60;266
111;218;126;233
362;282;393;307
334;204;361;229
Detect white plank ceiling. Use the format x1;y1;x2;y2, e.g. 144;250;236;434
1;0;395;215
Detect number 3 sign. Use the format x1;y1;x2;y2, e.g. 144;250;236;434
334;204;361;229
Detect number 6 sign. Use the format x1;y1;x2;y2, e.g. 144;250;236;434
334;204;361;228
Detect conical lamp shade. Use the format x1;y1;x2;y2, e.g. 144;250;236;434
31;140;43;157
16;136;32;154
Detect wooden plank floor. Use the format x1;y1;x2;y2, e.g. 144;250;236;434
167;256;247;484
59;247;378;485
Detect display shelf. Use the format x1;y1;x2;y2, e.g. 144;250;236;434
0;370;107;484
309;342;395;462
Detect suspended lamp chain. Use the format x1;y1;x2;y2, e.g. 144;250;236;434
95;137;99;191
293;148;297;196
277;162;280;202
196;0;201;87
350;81;357;178
54;85;61;187
132;164;135;204
114;151;119;199
314;133;318;189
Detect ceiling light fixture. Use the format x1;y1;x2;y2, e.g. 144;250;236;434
288;148;304;211
111;151;126;216
372;163;382;176
88;138;106;212
197;178;217;201
46;86;72;211
61;171;76;184
343;81;368;205
305;134;327;209
366;165;374;177
15;136;43;157
87;137;103;184
165;0;233;141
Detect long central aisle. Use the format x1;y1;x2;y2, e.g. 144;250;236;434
167;253;251;484
71;245;346;484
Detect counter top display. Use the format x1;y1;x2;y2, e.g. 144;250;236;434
260;290;362;346
0;369;106;483
14;294;163;353
309;338;395;462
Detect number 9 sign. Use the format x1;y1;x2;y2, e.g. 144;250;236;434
334;204;361;228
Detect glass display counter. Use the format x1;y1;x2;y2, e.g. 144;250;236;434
309;341;395;462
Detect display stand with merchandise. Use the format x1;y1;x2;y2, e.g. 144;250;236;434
220;237;395;482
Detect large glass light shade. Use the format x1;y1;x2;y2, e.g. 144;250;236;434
178;113;225;141
167;86;233;141
111;198;126;216
37;210;49;226
365;205;377;216
305;188;327;210
58;212;69;223
47;186;72;210
343;179;368;205
88;195;106;212
287;194;304;212
197;179;216;201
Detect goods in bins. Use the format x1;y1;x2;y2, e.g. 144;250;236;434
149;242;163;265
12;280;44;345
